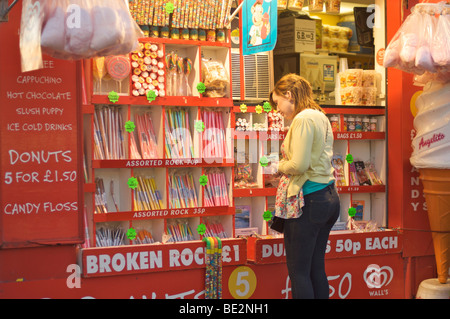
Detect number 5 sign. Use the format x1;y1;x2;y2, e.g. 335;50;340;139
228;266;257;299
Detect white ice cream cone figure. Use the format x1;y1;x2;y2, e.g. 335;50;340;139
410;81;450;284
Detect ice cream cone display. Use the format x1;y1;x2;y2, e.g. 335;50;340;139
411;82;450;284
419;169;450;284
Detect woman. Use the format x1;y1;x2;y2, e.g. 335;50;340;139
270;73;340;299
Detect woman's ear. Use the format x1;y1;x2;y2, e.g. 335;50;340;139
285;91;294;104
285;91;292;99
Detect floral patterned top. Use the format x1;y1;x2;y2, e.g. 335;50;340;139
275;143;305;219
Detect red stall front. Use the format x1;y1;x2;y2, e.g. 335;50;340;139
0;0;445;300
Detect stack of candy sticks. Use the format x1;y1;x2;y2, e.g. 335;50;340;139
204;220;228;238
203;237;223;299
133;176;164;211
204;169;229;207
95;178;108;214
130;132;142;159
165;108;194;159
129;0;233;30
135;112;158;159
133;229;155;244
201;109;227;158
168;170;198;208
166;220;195;242
96;226;126;247
94;106;126;160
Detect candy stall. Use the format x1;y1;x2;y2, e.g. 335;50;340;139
0;0;448;301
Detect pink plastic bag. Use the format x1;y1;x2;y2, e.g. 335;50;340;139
38;0;143;60
383;8;420;73
19;0;45;72
415;9;437;73
431;9;450;68
384;3;450;81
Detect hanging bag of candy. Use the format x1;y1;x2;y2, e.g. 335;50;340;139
384;6;423;74
415;6;437;74
385;2;450;84
431;7;450;74
39;0;143;60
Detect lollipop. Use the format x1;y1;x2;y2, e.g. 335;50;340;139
183;57;192;96
93;57;106;93
177;56;185;96
171;52;179;96
165;52;174;96
106;55;131;92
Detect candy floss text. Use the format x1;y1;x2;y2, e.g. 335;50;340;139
84;244;241;276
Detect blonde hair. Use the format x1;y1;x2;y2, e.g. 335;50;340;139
269;73;324;116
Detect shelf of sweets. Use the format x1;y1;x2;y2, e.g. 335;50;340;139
89;38;232;107
86;65;234;246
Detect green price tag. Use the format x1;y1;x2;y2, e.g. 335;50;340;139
125;121;135;133
147;90;157;102
195;121;205;132
263;210;272;222
199;175;208;186
165;2;174;14
259;156;269;167
127;177;138;189
108;91;119;103
263;101;272;113
346;154;354;164
197;82;206;94
127;228;137;240
197;223;206;236
348;207;356;217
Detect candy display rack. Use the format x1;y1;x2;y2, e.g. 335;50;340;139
230;101;387;234
83;31;235;247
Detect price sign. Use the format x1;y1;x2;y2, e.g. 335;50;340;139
0;16;82;247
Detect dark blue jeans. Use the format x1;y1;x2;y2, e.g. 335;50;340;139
283;183;340;299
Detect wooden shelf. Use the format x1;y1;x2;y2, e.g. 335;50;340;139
336;185;386;193
233;131;287;140
334;131;385;140
93;206;235;222
138;36;231;48
233;187;277;197
322;105;386;115
92;158;235;169
91;95;234;107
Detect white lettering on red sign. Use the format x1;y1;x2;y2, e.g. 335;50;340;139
85;244;240;275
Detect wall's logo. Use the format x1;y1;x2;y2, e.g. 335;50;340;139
363;264;393;289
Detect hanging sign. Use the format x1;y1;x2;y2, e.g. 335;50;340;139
242;0;278;55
